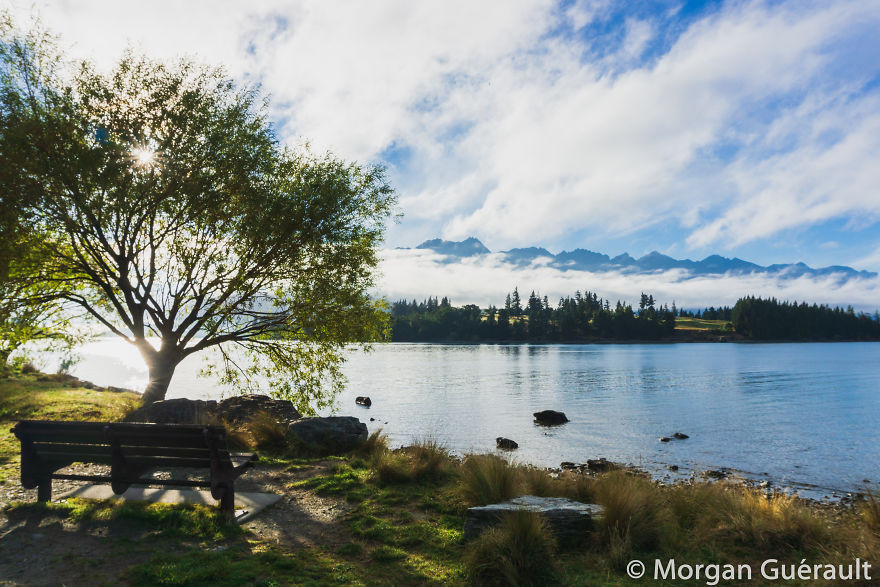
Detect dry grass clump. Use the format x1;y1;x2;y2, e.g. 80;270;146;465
669;482;830;551
243;412;289;451
355;429;390;462
860;490;880;537
407;439;455;482
466;510;558;586
592;470;670;557
373;438;455;485
517;465;568;498
458;454;521;506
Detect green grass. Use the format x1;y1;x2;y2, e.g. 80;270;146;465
0;370;140;483
4;498;243;541
674;317;730;331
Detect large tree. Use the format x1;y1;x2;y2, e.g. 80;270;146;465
1;19;395;408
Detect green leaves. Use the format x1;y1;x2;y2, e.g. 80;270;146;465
1;16;396;403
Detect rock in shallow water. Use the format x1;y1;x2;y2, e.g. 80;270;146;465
496;437;518;450
464;495;603;543
533;410;569;425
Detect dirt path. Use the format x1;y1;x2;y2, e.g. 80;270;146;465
0;460;351;586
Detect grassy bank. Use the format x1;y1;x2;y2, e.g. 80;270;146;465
1;371;878;585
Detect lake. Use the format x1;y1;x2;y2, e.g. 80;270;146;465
50;340;880;498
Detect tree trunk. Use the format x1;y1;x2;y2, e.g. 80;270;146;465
141;353;178;405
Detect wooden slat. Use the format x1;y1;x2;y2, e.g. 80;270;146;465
40;453;215;468
32;443;219;460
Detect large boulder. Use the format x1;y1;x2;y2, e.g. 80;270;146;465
533;410;569;425
126;394;300;426
464;496;603;544
287;416;367;453
126;398;218;424
217;395;300;426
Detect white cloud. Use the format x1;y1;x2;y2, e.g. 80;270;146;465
8;0;880;254
377;248;880;312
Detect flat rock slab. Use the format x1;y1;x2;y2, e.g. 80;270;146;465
56;485;281;524
464;495;603;543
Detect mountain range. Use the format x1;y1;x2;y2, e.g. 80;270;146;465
406;238;877;281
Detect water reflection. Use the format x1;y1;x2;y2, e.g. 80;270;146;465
32;338;880;496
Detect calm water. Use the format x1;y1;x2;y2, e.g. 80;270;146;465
52;340;880;497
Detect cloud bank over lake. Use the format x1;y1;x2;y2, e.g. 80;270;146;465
377;247;880;311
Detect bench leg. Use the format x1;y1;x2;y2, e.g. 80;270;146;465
219;485;235;517
37;476;52;502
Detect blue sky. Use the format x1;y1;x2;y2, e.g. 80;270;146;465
7;0;880;307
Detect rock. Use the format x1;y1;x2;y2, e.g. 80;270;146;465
586;458;614;472
126;394;299;426
560;461;579;470
126;398;218;424
704;469;728;479
496;437;518;450
287;416;367;453
668;465;679;471
672;432;689;439
533;410;569;426
464;496;603;544
217;395;301;426
369;417;376;422
355;396;372;407
659;437;672;442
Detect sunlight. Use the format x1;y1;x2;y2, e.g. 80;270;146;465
131;146;156;168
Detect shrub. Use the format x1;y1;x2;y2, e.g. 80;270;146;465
20;361;37;374
459;454;520;506
467;510;558;586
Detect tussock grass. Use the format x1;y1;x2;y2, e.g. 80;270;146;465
517;465;567;497
860;489;880;536
374;438;455;485
355;429;390;461
458;454;521;506
593;470;669;554
467;510;558;586
243;411;289;451
668;482;831;551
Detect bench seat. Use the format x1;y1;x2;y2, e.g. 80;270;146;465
11;420;257;515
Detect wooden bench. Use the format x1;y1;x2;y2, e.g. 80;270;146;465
11;420;258;515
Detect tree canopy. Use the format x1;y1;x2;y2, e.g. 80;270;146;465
0;18;396;409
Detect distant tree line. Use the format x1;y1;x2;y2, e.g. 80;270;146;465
390;288;675;342
390;291;880;342
731;297;880;340
678;306;732;320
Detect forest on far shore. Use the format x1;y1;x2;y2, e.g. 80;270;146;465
389;289;880;342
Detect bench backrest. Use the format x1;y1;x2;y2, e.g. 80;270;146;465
12;420;234;470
